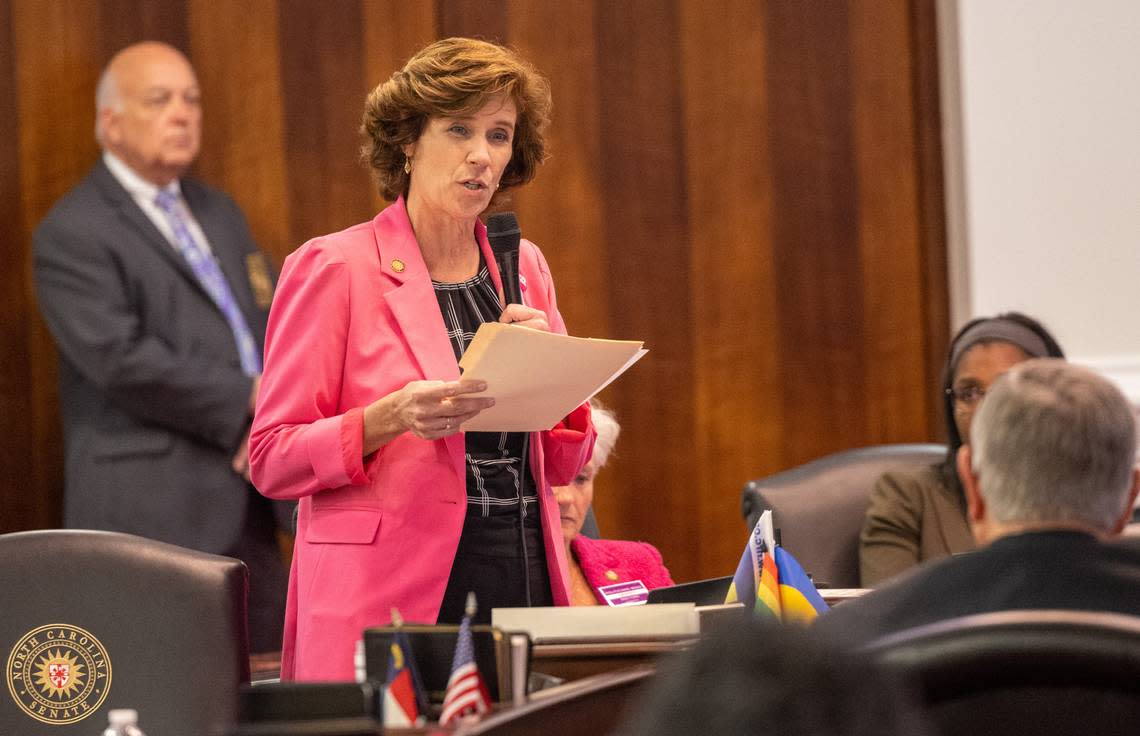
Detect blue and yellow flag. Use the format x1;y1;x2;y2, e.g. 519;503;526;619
773;546;829;623
725;511;829;623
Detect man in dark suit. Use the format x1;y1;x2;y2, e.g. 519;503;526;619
33;42;287;652
815;359;1140;647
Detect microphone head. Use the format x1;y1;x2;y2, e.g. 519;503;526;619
486;212;521;256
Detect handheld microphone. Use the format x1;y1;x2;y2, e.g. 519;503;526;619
485;211;534;606
486;212;522;305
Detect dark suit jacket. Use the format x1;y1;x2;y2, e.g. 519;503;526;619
815;530;1140;647
33;160;276;554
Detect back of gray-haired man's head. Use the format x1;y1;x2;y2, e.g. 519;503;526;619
970;358;1137;532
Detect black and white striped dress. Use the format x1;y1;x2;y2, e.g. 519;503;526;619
433;260;552;623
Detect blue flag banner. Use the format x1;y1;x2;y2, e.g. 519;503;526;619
773;546;830;623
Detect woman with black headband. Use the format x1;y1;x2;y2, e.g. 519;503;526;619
859;312;1065;586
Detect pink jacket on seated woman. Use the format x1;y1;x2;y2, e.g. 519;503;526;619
572;535;674;603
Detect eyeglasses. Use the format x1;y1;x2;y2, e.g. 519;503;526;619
946;386;986;408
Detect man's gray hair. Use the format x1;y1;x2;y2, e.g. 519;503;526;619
93;63;121;145
970;358;1137;531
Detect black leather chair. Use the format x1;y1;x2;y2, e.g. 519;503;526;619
0;529;250;736
861;610;1140;736
740;443;945;588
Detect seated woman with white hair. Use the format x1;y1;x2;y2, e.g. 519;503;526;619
554;403;674;605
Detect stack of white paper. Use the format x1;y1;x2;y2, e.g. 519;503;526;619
491;603;699;642
458;323;646;432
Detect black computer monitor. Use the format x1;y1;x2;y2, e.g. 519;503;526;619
646;575;734;606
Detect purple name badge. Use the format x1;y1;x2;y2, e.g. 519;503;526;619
598;579;649;607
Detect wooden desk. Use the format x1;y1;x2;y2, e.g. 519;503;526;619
240;642;666;734
532;637;693;681
299;667;657;736
515;603;743;682
455;666;656;736
250;651;282;683
822;588;870;606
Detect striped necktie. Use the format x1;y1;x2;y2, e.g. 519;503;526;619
154;190;262;375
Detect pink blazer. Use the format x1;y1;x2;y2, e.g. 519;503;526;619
249;199;594;681
571;536;675;604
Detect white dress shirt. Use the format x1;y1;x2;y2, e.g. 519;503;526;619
102;151;216;257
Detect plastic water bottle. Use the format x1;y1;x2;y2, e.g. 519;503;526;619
101;708;146;736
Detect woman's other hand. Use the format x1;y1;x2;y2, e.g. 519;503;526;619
363;379;494;453
499;303;549;332
397;380;494;439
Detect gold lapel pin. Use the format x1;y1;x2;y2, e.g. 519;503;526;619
391;259;406;273
605;570;619;581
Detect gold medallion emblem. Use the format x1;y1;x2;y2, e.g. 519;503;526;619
6;624;112;725
245;252;275;309
391;259;406;273
605;570;620;581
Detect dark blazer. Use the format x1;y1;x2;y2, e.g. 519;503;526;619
33;160;276;554
816;530;1140;647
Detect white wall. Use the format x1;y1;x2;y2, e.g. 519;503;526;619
939;0;1140;402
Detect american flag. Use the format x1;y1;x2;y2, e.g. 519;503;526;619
439;592;492;726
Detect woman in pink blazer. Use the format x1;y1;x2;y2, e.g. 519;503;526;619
249;38;594;681
555;403;674;605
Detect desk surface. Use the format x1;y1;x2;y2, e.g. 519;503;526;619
250;651;283;683
456;666;655;736
247;667;656;736
532;637;691;681
822;588;870;605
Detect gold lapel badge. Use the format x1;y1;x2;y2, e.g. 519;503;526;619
245;252;275;309
391;259;406;273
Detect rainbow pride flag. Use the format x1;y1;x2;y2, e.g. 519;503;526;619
725;510;829;622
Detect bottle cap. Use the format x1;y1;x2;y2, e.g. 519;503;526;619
108;709;138;726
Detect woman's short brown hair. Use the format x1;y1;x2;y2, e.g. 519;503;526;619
361;37;552;203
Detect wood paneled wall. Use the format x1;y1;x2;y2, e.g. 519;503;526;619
0;0;947;582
